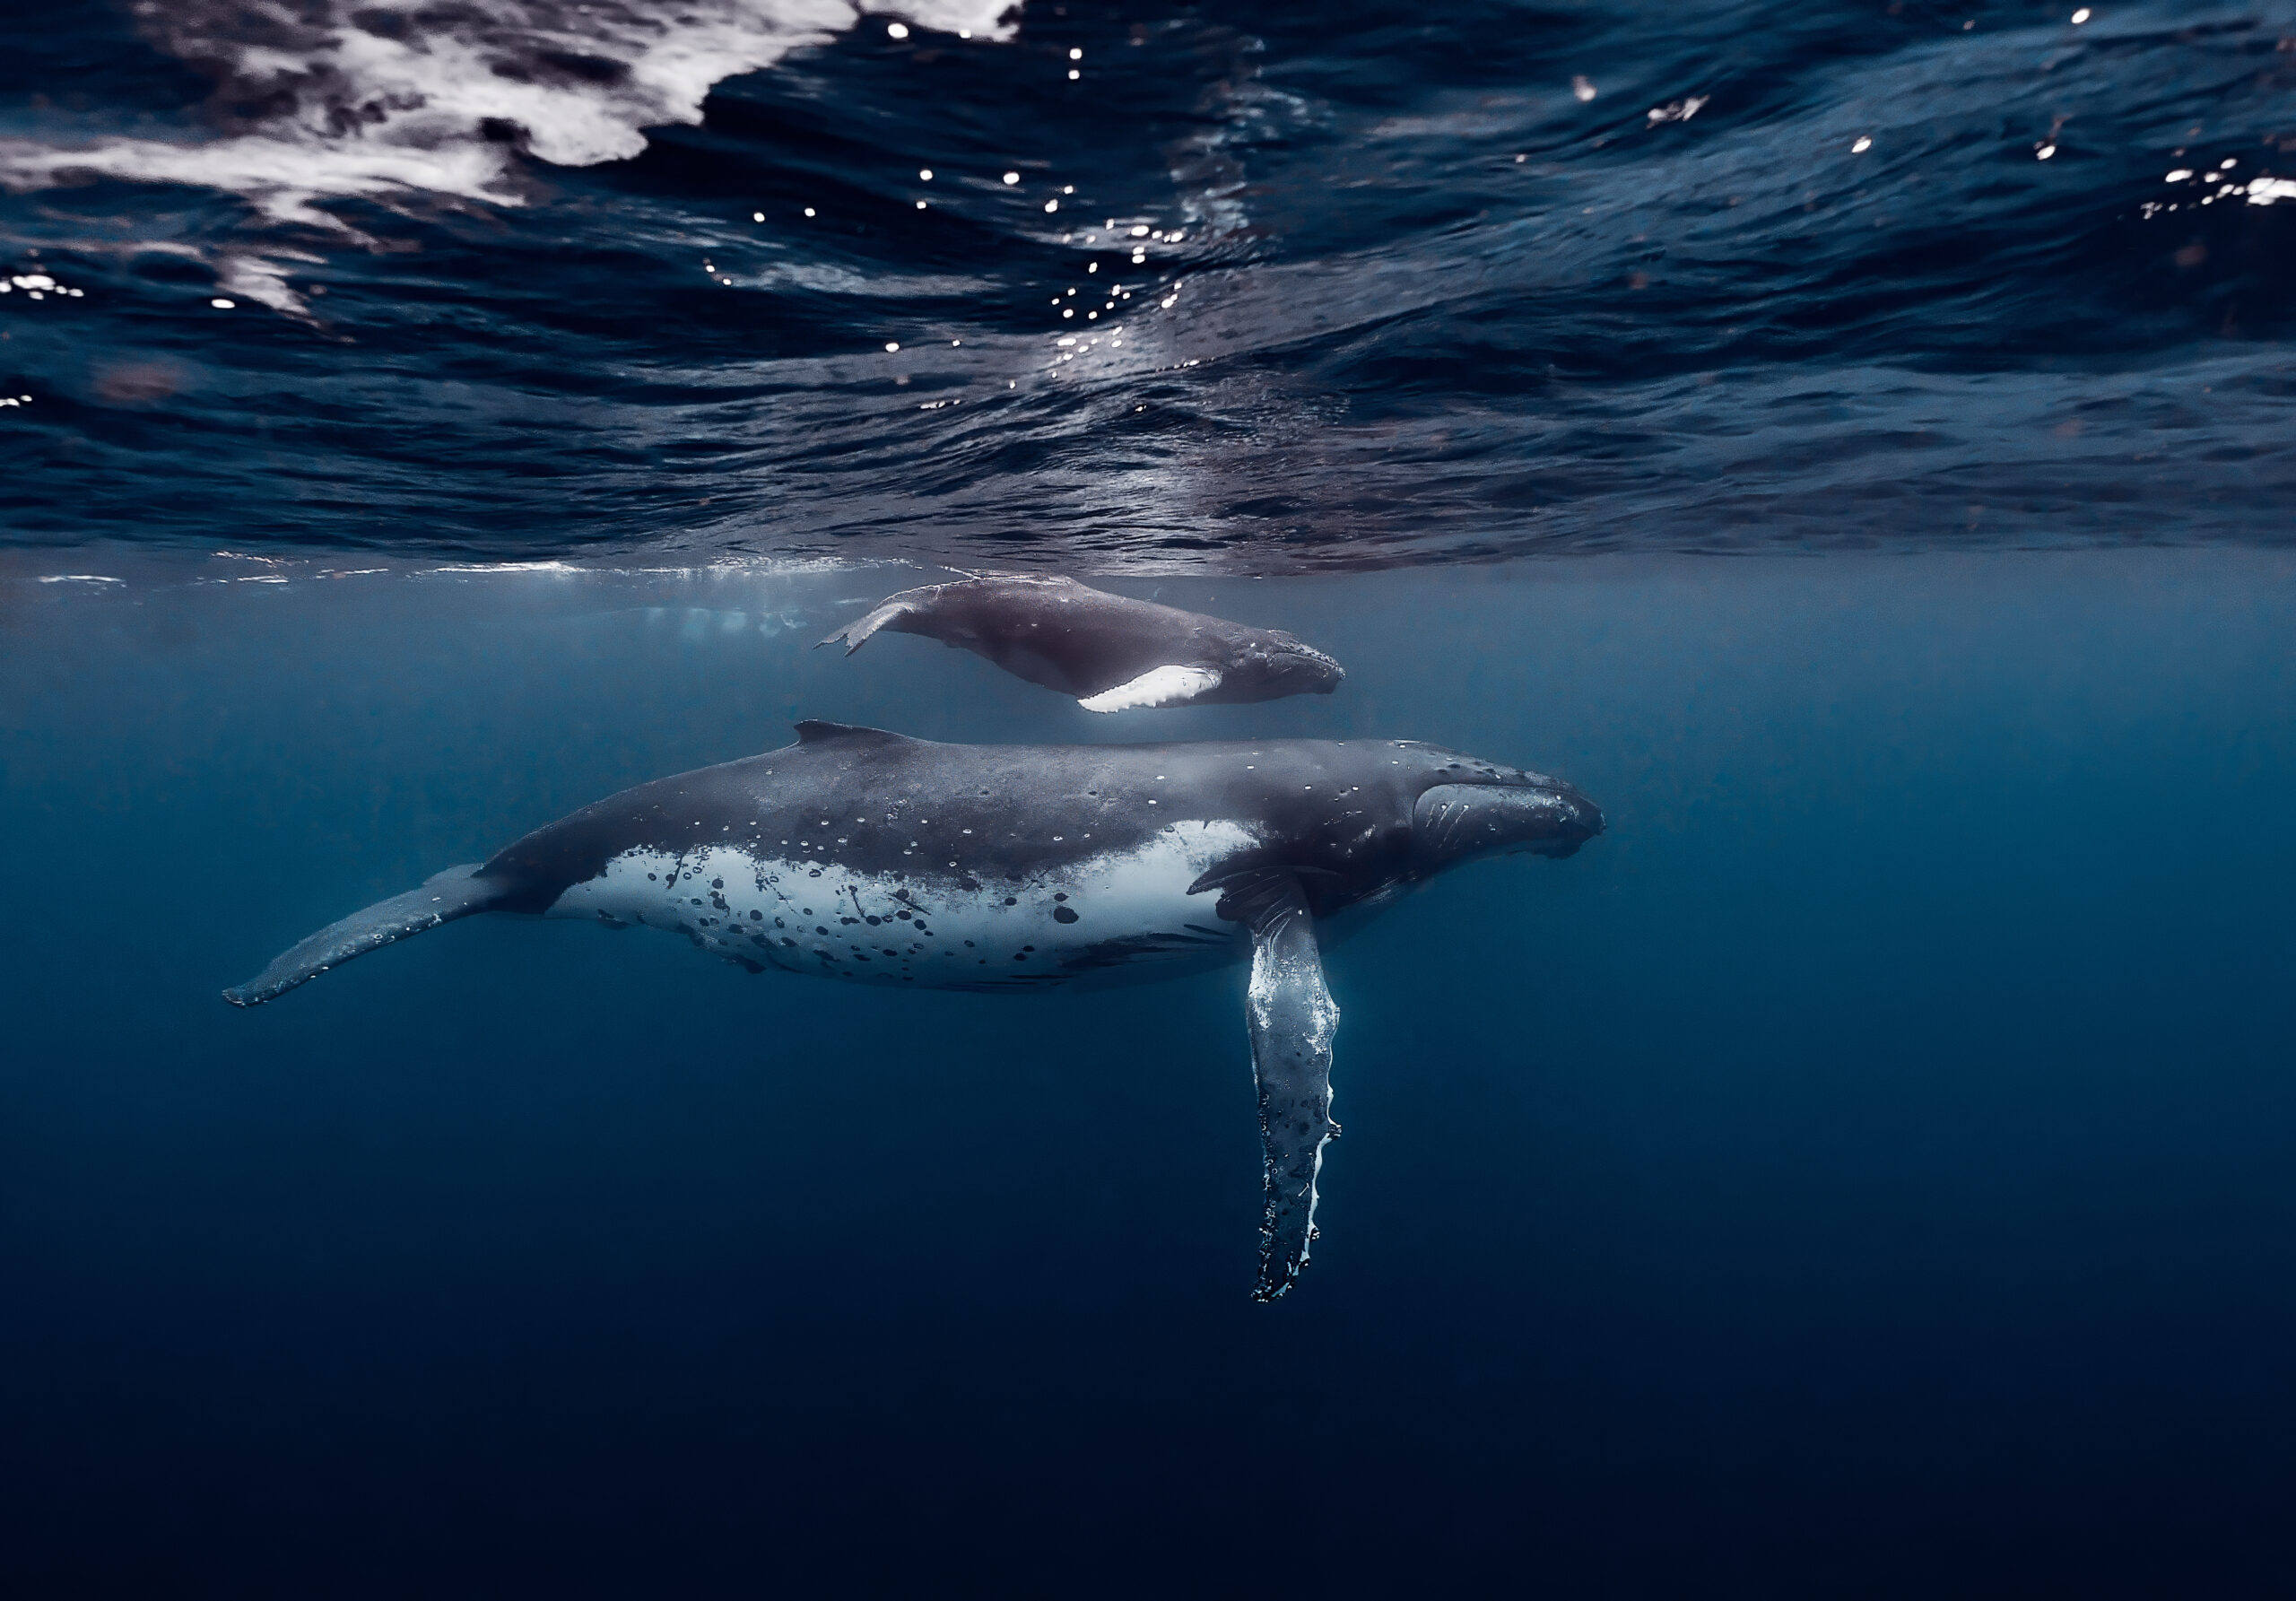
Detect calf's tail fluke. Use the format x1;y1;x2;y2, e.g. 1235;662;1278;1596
814;595;917;655
223;864;502;1008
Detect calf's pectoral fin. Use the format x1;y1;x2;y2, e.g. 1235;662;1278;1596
1077;664;1222;713
1239;871;1342;1301
223;864;505;1008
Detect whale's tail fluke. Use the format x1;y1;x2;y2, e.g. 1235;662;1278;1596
223;864;504;1007
814;594;919;656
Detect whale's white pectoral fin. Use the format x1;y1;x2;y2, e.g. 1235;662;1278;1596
1078;664;1222;713
1241;872;1341;1301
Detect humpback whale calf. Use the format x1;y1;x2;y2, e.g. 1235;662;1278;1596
820;575;1346;712
226;722;1600;1298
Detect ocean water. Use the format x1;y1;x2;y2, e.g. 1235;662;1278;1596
4;2;2296;1596
4;0;2292;560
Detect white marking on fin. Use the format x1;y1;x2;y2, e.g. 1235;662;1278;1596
1078;664;1222;713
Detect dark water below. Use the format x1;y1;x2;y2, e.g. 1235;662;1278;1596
3;1;2293;563
4;554;2295;1594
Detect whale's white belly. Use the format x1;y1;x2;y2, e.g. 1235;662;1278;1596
543;818;1257;988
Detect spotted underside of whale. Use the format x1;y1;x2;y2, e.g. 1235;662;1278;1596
563;822;1249;992
225;721;1602;1298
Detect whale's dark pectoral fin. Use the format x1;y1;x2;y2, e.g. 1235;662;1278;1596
1241;873;1341;1301
223;864;503;1008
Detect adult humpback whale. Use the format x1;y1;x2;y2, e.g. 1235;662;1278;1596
821;575;1345;711
226;723;1601;1298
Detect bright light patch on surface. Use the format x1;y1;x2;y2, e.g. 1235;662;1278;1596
1852;135;1873;153
2071;8;2092;22
211;297;236;309
918;169;933;180
1002;170;1019;184
1571;75;1596;101
0;0;1020;250
1045;199;1059;212
885;22;909;39
884;342;900;352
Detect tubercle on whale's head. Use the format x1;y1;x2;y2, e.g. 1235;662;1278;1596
1407;768;1604;870
1235;629;1346;699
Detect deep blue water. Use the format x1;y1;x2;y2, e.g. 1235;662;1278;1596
4;2;2296;1595
5;556;2296;1594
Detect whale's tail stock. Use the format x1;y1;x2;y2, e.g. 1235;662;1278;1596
223;864;504;1007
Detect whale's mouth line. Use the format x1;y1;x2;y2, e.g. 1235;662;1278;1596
1411;782;1604;865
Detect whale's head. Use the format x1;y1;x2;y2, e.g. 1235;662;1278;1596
1409;768;1604;869
1231;631;1346;700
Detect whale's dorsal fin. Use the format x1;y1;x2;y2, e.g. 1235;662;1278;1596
1237;871;1342;1302
791;720;918;746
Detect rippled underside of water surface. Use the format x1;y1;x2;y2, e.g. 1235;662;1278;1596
1;0;2292;565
